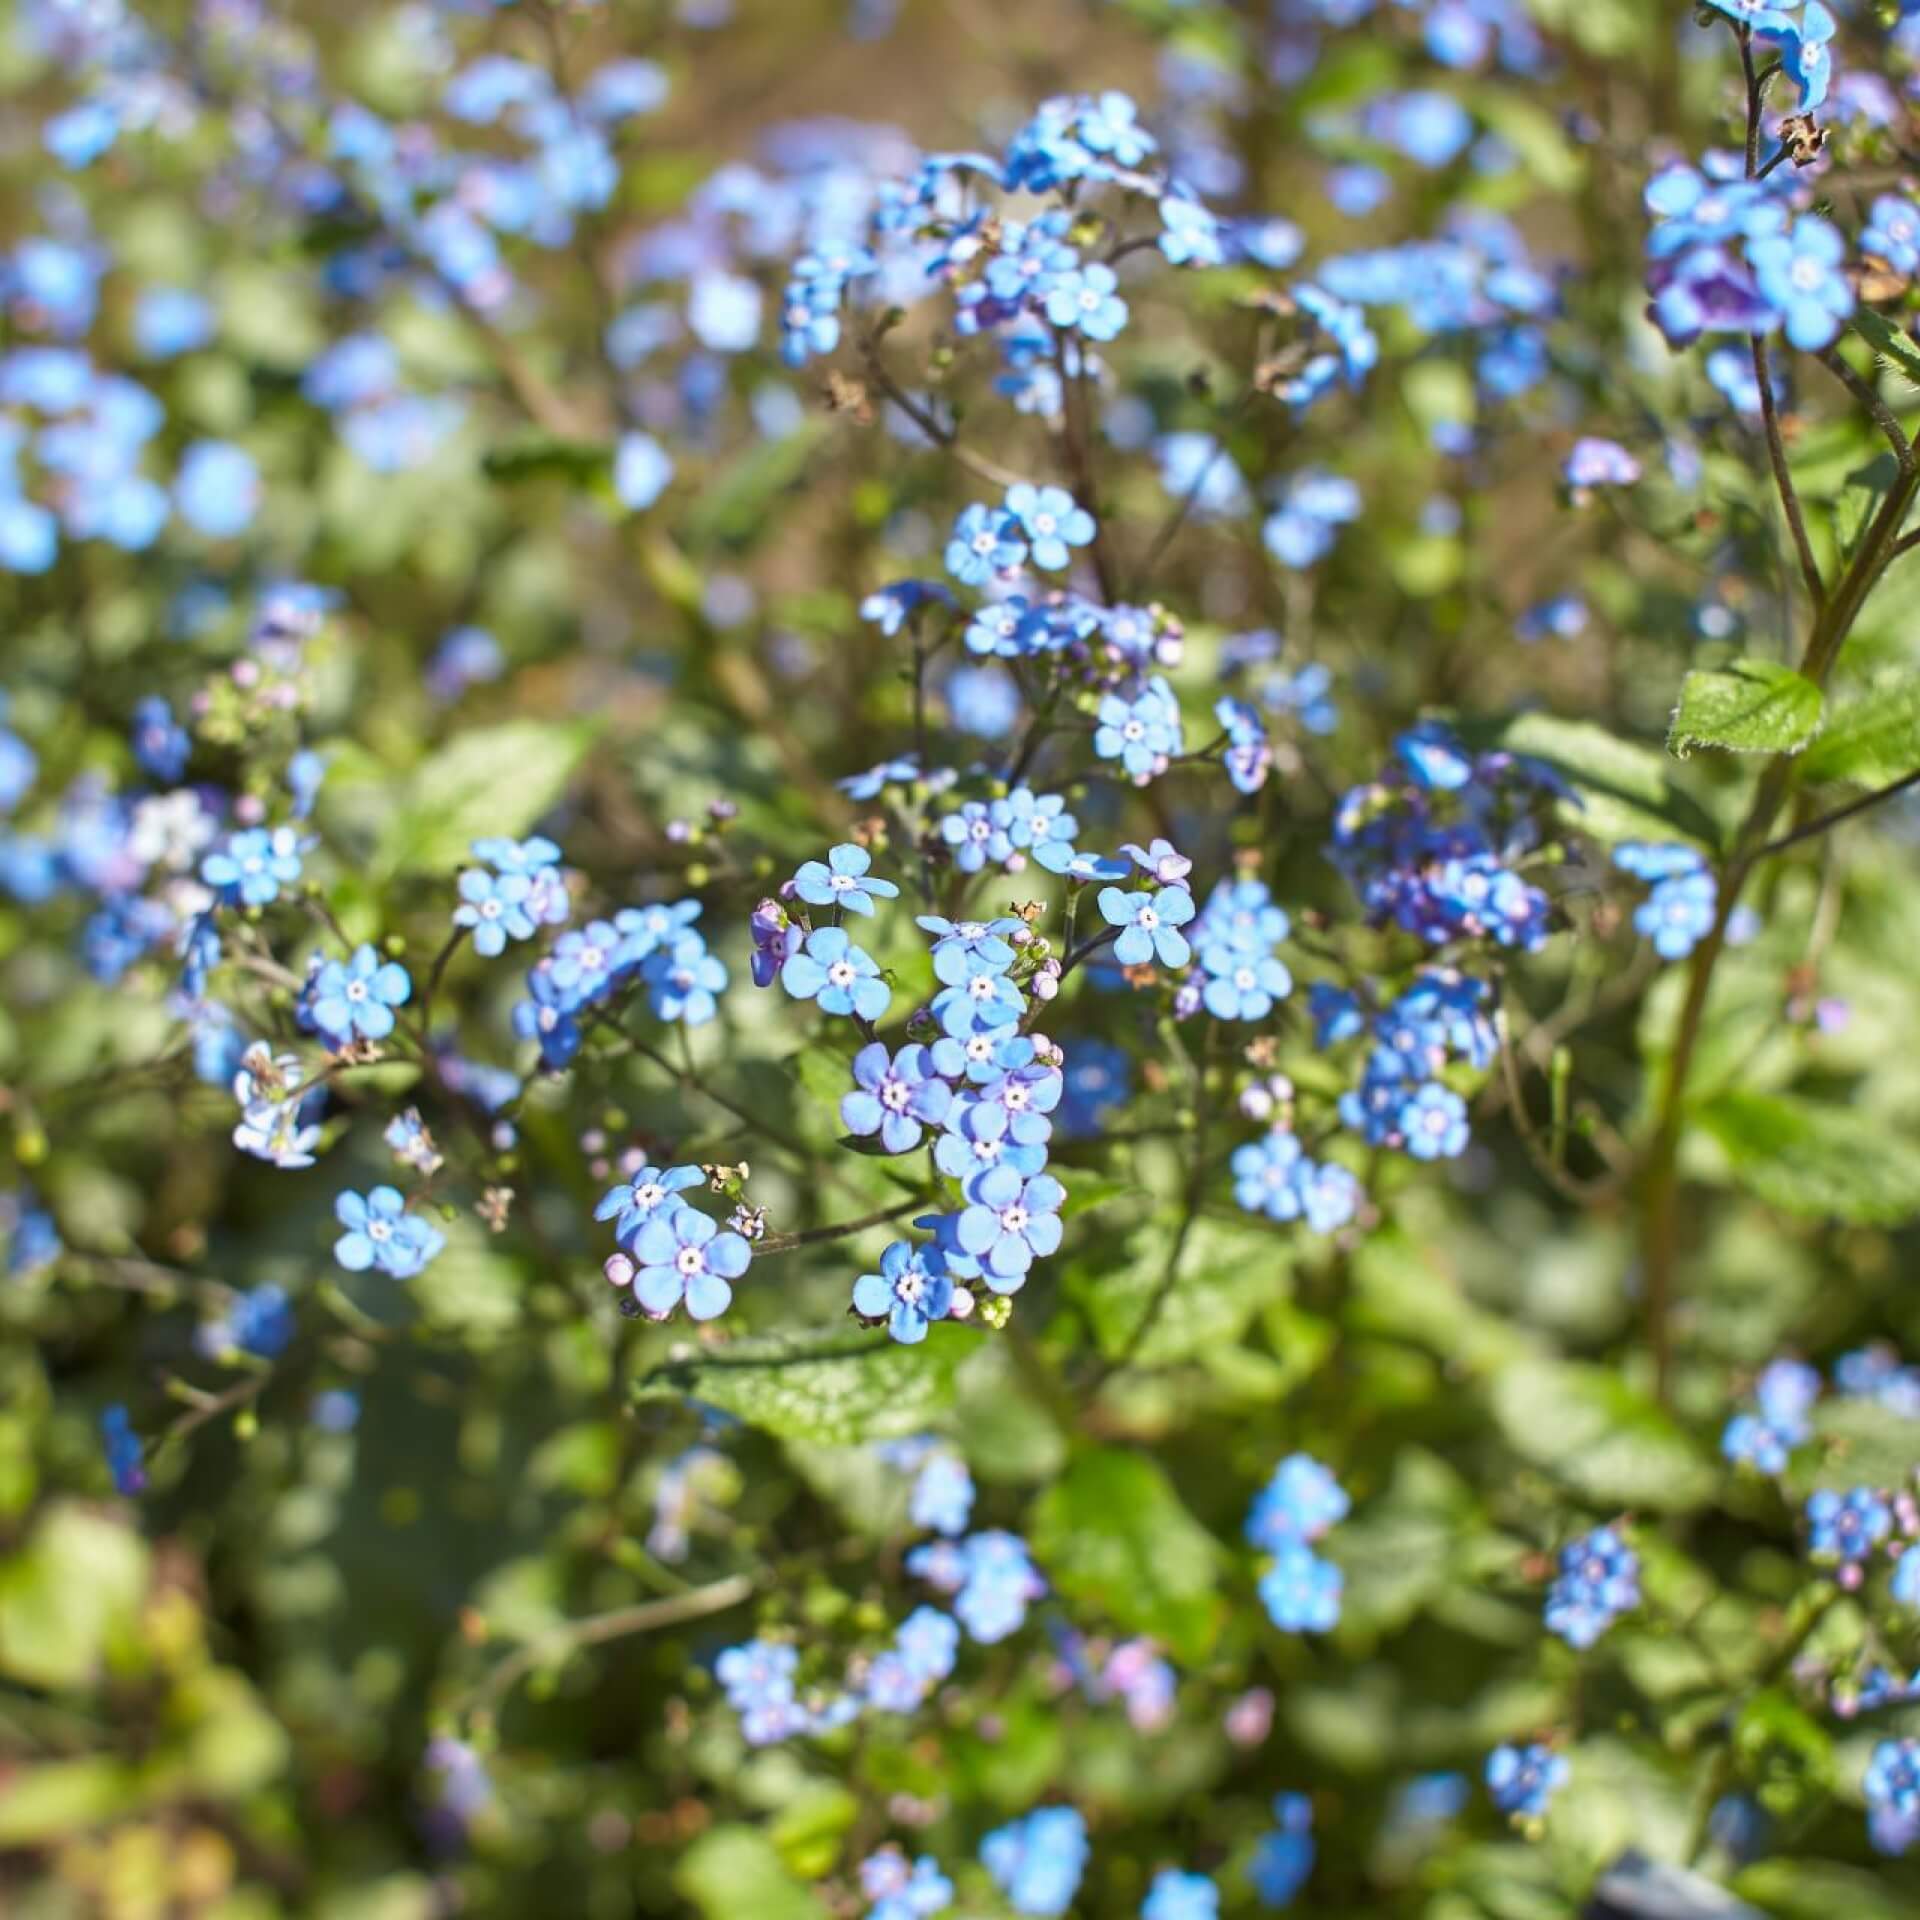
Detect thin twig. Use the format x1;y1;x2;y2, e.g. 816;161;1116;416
1752;765;1920;858
1817;350;1915;472
465;1573;757;1726
856;335;1024;490
755;1197;928;1256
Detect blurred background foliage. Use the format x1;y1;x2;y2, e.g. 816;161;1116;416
4;0;1920;1915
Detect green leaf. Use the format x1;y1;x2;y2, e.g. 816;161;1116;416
1849;305;1920;392
1487;712;1718;847
1833;454;1898;565
1326;1452;1474;1639
0;1759;133;1846
1667;660;1823;759
0;1503;149;1690
676;1827;826;1920
1735;1859;1916;1920
768;1783;859;1881
1028;1447;1225;1663
1786;1395;1920;1498
1071;1216;1291;1365
1490;1359;1715;1510
632;1328;966;1443
1696;1090;1920;1226
1800;673;1920;786
683;422;832;551
373;720;595;876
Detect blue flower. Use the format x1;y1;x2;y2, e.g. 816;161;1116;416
781;924;891;1021
629;1205;751;1320
1250;1794;1315;1908
860;1843;955;1919
1001;787;1080;871
792;841;899;917
1142;1868;1218;1920
201;827;303;907
1199;942;1291;1020
972;1039;1061;1145
595;1162;704;1243
1045;262;1128;341
1398;1083;1468;1160
921;915;1020;974
175;439;260;537
1093;677;1182;780
716;1638;807;1745
1004;483;1095;571
1864;196;1920;276
966;596;1039;658
981;1805;1088;1916
615;430;674;509
130;696;189;782
1260;1543;1343;1631
935;1096;1048;1190
334;1186;445;1279
454;867;537;956
938;798;1016;873
1259;1543;1336;1635
102;1405;145;1495
1562;437;1640;491
1807;1486;1893;1568
861;579;954;637
1159;194;1225;269
1774;0;1835;112
1247;1454;1349;1550
550;919;623;1002
1486;1743;1568;1821
853;1239;954;1344
930;951;1026;1039
1866;1738;1920;1847
945;502;1028;586
1544;1526;1640;1648
1749;215;1853;351
513;963;582;1070
1216;696;1273;795
840;753;925;799
198;1282;295;1361
842;1042;953;1152
955;1167;1065;1288
306;944;412;1048
642;932;728;1025
613;897;701;964
910;1453;975;1535
1098;882;1195;968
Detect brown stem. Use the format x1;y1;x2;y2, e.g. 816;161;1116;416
1750;338;1824;615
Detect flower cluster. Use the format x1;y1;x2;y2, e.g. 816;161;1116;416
1645;156;1853;355
980;1805;1089;1918
1247;1455;1349;1633
1543;1526;1641;1650
1614;842;1716;962
600;1162;753;1322
1330;725;1560;953
1486;1742;1568;1822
